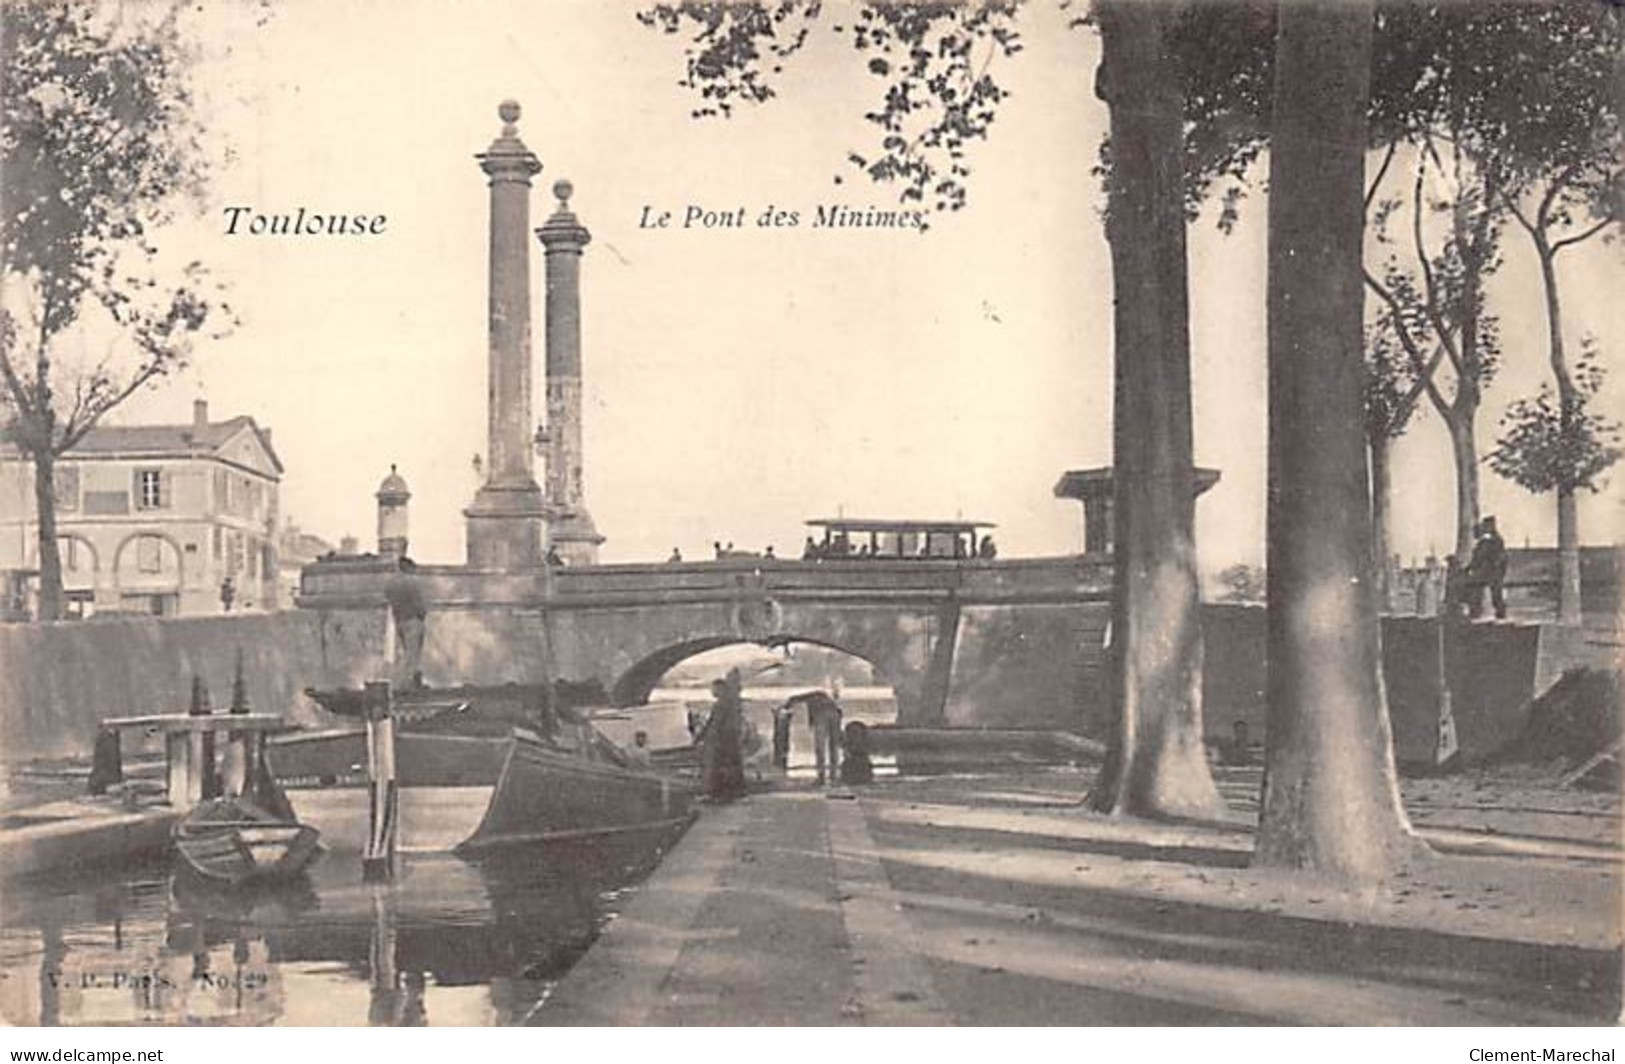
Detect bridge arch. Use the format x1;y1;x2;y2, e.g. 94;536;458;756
608;633;898;709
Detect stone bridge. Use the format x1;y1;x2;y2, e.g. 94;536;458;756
3;558;1588;761
295;556;1113;729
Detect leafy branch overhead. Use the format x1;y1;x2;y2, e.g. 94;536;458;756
839;2;1021;213
637;0;1022;220
1;0;242;622
0;1;234;456
637;1;824;119
1489;340;1623;496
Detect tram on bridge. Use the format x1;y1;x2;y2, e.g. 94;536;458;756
804;518;996;561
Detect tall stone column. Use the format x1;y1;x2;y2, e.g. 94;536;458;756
537;180;604;564
465;100;548;570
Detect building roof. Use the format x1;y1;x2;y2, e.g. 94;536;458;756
376;464;410;499
1054;466;1221;500
1;416;283;475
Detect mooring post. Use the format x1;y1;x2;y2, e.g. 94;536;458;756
166;730;193;809
187;679;216;802
362;679;399;881
222;649;251;798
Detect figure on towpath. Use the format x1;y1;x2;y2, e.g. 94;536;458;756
771;700;795;771
786;689;844;786
700;669;748;800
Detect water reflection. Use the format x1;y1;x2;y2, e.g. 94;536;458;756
0;824;686;1026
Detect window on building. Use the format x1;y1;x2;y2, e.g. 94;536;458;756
136;469;165;510
137;535;163;574
228;531;244;575
54;466;80;513
58;537;80;572
212;526;223;560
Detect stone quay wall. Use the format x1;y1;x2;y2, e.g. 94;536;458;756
0;598;1596;768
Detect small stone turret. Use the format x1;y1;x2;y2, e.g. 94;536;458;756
377;464;411;559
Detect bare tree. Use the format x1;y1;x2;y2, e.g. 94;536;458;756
1363;139;1504;562
1;2;232;620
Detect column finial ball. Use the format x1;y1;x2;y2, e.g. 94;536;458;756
498;99;522;126
554;179;573;205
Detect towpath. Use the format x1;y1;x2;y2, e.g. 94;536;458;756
534;767;1622;1026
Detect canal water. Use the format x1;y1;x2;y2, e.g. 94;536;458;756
0;691;902;1026
0;824;688;1026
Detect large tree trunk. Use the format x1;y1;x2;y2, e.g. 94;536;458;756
1446;412;1479;562
1086;0;1224;820
1536;239;1583;625
1445;179;1496;564
1370;431;1393;610
1256;0;1420;880
33;447;63;622
1556;486;1580;623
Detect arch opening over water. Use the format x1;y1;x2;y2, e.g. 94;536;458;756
598;640;899;770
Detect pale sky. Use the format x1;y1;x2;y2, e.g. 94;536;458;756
100;0;1623;571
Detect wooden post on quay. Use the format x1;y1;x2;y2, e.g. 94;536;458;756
188;675;215;803
166;730;195;809
222;648;252;798
363;608;401;881
362;680;398;881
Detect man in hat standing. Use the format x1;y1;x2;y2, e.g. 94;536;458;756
1464;516;1509;620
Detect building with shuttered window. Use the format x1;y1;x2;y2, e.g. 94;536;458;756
0;400;283;619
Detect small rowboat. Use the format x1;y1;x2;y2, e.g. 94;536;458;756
173;798;323;887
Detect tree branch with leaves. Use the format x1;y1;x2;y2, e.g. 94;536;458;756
0;1;235;620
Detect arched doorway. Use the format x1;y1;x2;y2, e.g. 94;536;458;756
55;535;98;619
113;532;183;616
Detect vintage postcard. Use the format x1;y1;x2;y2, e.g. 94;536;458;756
0;0;1619;1032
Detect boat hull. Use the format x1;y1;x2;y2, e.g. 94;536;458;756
268;728;696;854
463;740;694;851
173;817;323;887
